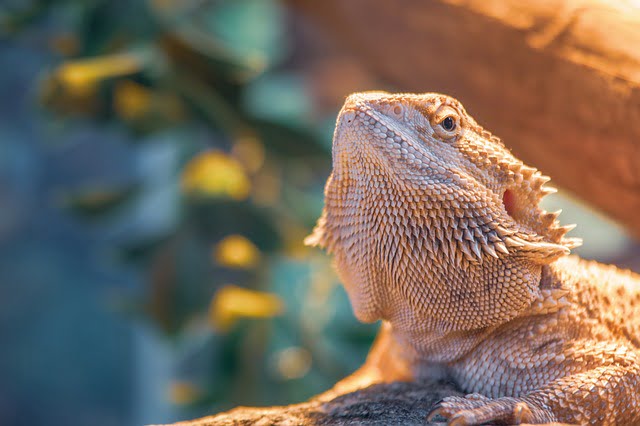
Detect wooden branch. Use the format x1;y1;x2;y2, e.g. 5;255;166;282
161;382;575;425
291;0;640;238
160;381;461;425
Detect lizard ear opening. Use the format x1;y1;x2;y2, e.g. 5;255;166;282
502;189;517;218
497;188;579;265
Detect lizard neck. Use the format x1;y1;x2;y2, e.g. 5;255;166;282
388;266;554;365
390;319;499;365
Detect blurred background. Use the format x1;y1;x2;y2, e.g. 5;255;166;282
0;1;635;425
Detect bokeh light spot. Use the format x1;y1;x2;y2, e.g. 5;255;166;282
210;285;284;332
214;235;260;269
181;151;251;200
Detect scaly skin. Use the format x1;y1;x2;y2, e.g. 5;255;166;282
306;92;640;425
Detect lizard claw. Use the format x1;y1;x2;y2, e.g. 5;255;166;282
426;395;548;425
426;400;445;422
448;413;471;426
513;401;534;424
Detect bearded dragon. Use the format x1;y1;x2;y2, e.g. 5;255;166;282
306;92;640;425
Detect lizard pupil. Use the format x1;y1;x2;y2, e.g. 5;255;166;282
442;116;455;131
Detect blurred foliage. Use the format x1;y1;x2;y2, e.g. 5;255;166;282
1;0;376;420
210;285;284;332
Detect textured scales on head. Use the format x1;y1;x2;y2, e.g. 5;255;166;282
306;91;581;335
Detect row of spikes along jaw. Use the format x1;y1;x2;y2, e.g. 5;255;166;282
457;124;582;267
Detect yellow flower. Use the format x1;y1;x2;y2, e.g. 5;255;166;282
181;151;251;200
213;235;260;269
56;51;147;95
210;285;284;332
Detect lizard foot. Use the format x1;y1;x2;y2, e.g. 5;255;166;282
427;394;553;425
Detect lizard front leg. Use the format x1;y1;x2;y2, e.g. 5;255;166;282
429;341;640;425
316;322;414;401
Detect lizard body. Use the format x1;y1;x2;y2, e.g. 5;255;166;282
306;92;640;425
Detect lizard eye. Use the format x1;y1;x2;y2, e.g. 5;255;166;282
441;116;456;131
390;103;405;119
431;105;461;139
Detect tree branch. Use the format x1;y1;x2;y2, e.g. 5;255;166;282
161;382;460;425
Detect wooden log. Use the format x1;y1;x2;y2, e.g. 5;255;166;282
161;381;574;425
160;381;461;425
291;0;640;238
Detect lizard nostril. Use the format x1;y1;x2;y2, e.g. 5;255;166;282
503;189;516;217
342;110;356;123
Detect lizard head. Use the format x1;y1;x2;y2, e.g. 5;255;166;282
306;92;580;334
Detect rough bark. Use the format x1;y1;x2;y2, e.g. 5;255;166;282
162;381;460;425
161;382;574;425
292;0;640;238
